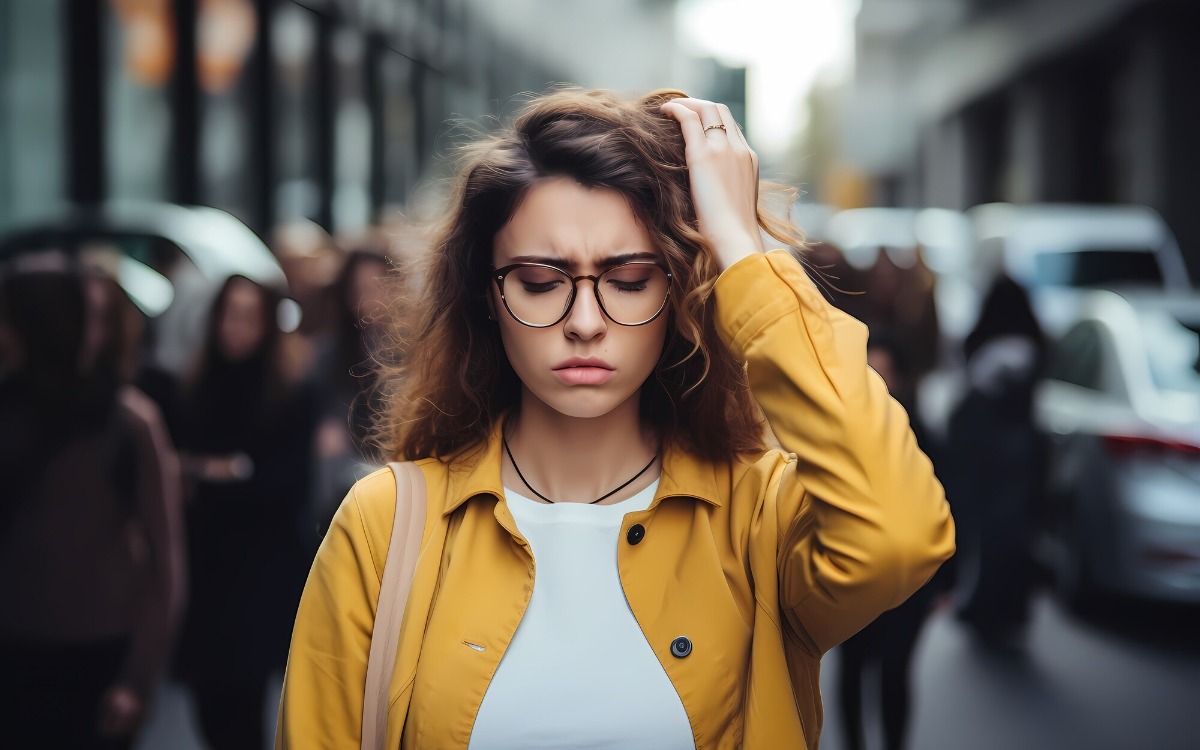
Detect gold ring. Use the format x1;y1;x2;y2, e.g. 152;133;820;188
704;123;727;133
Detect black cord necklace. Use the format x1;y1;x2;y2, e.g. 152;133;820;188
502;435;658;505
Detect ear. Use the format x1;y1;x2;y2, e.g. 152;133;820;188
485;290;498;321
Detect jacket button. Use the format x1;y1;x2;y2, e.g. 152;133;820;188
626;524;645;545
670;636;692;658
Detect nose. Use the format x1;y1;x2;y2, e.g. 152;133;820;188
563;279;607;341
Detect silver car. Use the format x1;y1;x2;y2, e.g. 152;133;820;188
1035;289;1200;606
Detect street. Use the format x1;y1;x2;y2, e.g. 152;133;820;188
821;594;1200;750
136;593;1200;750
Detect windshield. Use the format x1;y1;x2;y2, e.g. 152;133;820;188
1034;249;1164;288
1141;311;1200;396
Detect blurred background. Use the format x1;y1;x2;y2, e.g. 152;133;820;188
1;1;1199;749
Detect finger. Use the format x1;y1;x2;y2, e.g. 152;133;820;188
659;101;707;146
717;103;759;175
668;98;728;141
716;103;748;150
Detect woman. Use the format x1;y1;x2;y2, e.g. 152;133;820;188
277;89;955;749
175;275;318;750
0;268;185;749
311;250;392;531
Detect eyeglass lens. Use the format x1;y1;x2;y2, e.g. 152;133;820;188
502;264;668;326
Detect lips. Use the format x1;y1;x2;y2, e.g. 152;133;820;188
553;357;614;386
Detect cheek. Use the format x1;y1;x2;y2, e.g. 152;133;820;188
496;320;538;376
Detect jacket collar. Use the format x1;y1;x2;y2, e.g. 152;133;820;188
440;417;725;516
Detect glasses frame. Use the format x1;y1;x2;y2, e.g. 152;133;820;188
491;261;672;328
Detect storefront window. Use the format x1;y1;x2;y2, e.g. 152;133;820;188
378;49;420;211
0;0;65;229
272;0;321;223
332;27;372;233
106;0;174;202
197;0;259;224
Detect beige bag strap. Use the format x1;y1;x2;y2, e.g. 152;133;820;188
362;462;427;750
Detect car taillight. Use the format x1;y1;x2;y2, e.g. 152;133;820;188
1102;434;1200;457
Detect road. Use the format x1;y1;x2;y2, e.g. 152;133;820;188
821;593;1200;750
136;594;1200;750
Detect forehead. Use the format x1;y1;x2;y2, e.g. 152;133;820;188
493;177;659;267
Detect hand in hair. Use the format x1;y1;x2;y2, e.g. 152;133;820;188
660;97;765;271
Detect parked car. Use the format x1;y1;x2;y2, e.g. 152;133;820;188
1034;289;1200;606
0;201;299;374
966;203;1193;339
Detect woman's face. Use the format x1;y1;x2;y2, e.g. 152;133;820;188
491;177;670;420
217;278;268;362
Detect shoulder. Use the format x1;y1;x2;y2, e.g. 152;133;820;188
117;385;171;446
118;385;165;426
340;462;439;578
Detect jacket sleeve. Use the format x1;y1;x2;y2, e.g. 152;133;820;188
715;250;955;656
276;475;390;749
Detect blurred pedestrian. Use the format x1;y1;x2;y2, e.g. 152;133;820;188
798;240;870;321
837;330;945;750
174;275;318;750
859;245;941;380
943;274;1047;649
276;89;955;749
0;268;186;749
311;250;392;532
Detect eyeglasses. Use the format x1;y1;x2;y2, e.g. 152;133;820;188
491;261;671;328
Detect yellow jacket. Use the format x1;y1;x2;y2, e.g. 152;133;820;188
276;250;955;749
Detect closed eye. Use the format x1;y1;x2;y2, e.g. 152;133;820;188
520;280;565;294
607;279;650;293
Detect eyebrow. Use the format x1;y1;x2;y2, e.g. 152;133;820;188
506;252;660;271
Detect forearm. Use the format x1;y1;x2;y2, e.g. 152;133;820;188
715;250;956;653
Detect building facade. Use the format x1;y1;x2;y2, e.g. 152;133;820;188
842;0;1200;279
1;0;740;241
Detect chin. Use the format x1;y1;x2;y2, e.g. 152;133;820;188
529;383;642;421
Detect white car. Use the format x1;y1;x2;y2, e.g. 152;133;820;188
966;203;1193;339
1035;289;1200;606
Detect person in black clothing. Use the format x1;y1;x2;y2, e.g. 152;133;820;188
837;330;944;750
0;268;185;750
944;274;1047;649
174;275;318;750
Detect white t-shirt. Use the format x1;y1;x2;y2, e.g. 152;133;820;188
467;480;696;750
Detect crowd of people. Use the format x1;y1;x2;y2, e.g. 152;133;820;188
0;238;395;749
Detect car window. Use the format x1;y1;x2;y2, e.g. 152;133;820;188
1034;249;1164;288
1141;312;1200;396
1050;322;1107;391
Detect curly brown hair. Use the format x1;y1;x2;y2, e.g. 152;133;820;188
378;88;806;463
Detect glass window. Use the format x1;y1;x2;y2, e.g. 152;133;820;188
1033;249;1165;289
378;49;420;210
1050;322;1105;391
0;0;66;230
332;27;371;233
272;1;321;223
106;0;174;202
197;0;260;226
